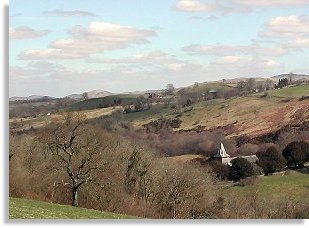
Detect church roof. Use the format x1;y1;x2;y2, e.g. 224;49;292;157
214;143;230;158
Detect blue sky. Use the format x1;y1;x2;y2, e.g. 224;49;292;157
9;0;309;97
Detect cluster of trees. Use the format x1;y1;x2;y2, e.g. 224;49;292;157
257;141;309;175
237;78;274;95
275;78;289;89
142;118;182;133
209;158;256;182
256;147;286;175
9;113;221;218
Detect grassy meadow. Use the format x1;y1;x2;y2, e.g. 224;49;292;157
226;170;309;202
9;197;138;219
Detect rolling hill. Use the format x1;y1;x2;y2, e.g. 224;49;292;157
271;73;309;82
123;84;309;138
9;95;55;102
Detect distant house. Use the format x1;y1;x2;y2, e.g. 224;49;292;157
213;143;258;166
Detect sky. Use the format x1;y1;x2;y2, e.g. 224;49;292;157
9;0;309;97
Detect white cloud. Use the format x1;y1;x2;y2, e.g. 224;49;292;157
10;61;66;79
210;55;282;68
182;43;287;56
208;55;283;77
190;15;218;21
87;51;179;64
43;9;97;17
28;61;66;71
286;38;309;48
232;0;309;8
213;55;247;64
176;0;212;12
175;0;232;13
259;15;309;50
175;0;309;13
86;51;189;72
260;15;309;38
19;22;156;60
9;66;35;79
9;26;50;39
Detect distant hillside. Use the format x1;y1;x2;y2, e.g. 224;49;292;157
271;73;309;82
9;95;55;102
123;84;309;138
9;197;138;219
222;77;268;83
65;93;84;100
86;89;113;99
65;89;113;100
70;94;142;111
176;81;238;94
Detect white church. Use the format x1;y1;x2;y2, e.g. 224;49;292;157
214;143;258;166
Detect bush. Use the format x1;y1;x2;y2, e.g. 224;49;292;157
257;147;286;175
228;158;254;181
209;160;230;180
142;118;182;133
282;141;309;168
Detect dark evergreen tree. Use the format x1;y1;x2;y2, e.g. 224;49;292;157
282;141;309;168
257;147;286;175
228;157;254;181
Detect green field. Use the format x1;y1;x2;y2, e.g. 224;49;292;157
266;84;309;98
178;82;237;94
9;197;138;219
226;170;309;202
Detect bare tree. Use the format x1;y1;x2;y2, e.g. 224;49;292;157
154;163;216;219
124;146;155;217
38;112;109;206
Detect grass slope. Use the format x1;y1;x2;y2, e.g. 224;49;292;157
9;197;138;219
9;106;121;132
179;82;237;94
226;170;309;203
266;84;309;98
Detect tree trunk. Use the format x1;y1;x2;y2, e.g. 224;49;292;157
72;188;78;206
172;201;176;219
144;198;148;218
51;182;57;203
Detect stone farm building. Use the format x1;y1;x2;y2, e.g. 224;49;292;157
214;143;258;166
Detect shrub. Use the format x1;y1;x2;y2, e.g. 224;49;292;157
228;158;254;181
282;141;309;168
257;147;286;175
209;160;230;180
142;118;182;133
